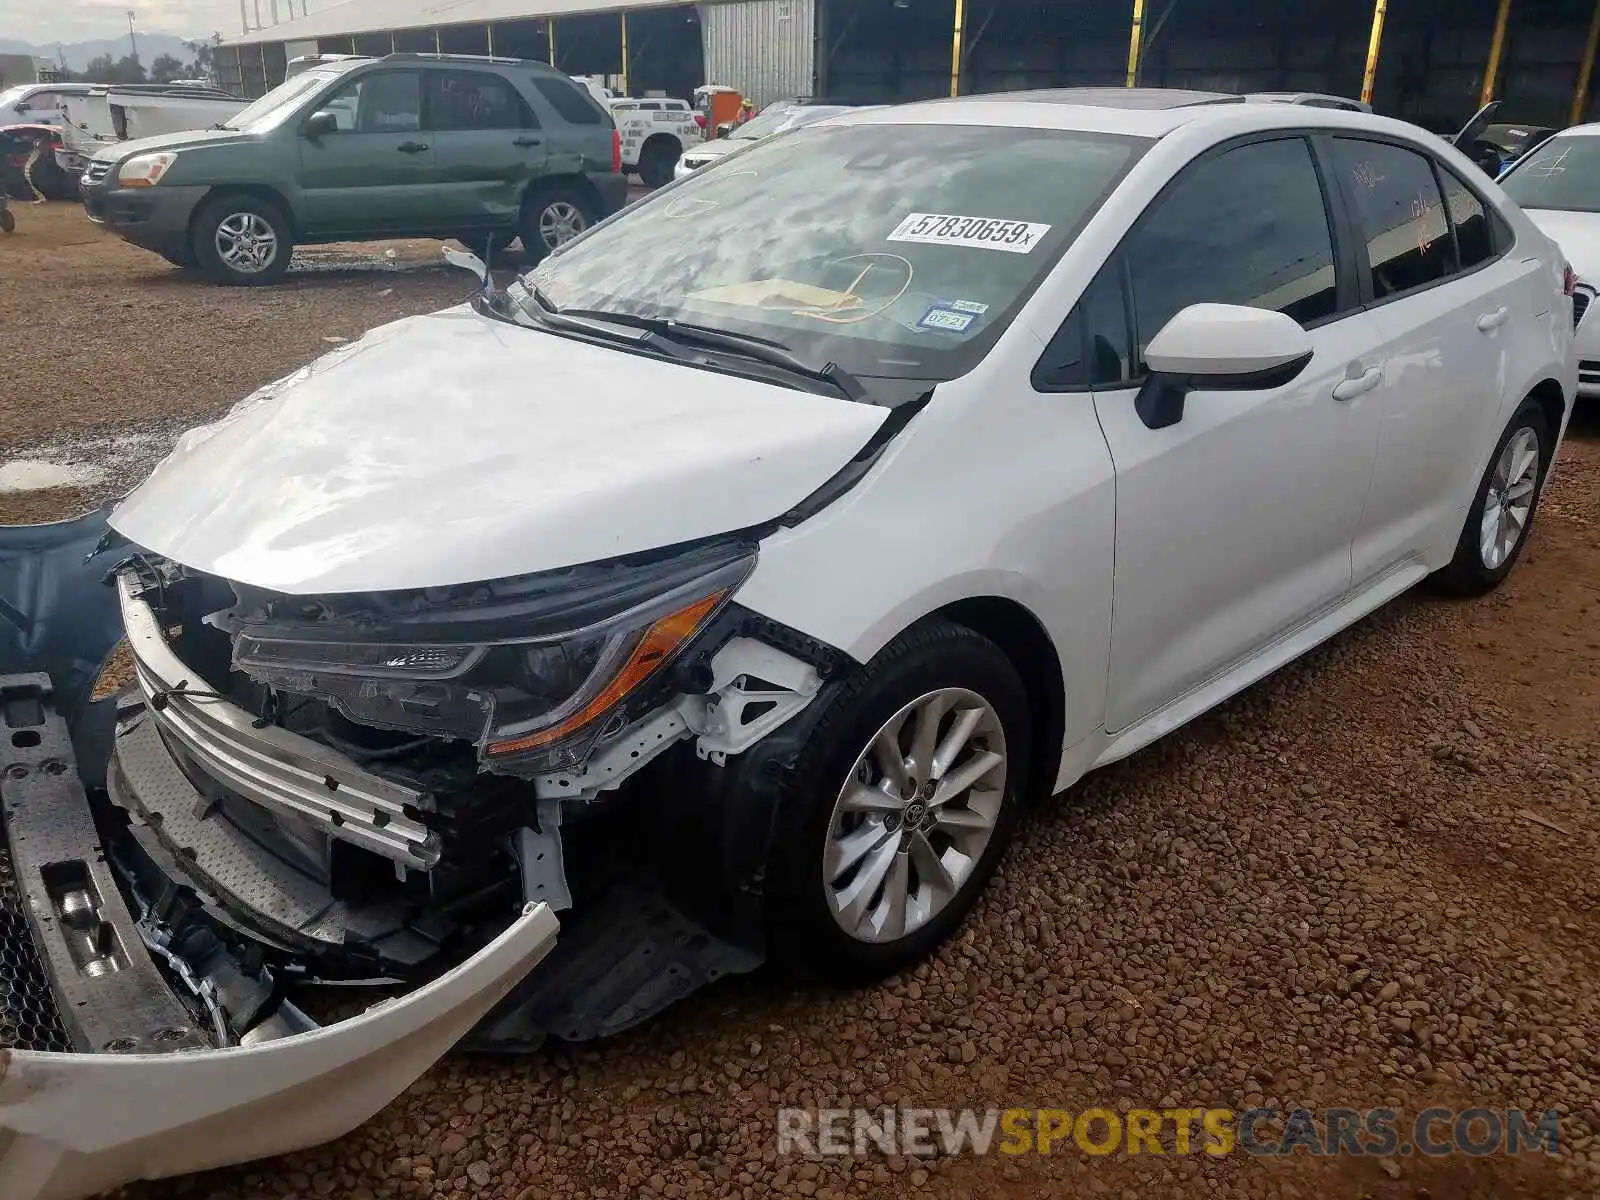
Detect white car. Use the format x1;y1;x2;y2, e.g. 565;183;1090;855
674;101;872;180
0;88;1577;1199
1497;124;1600;394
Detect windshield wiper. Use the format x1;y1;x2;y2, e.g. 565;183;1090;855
531;301;868;403
515;291;703;365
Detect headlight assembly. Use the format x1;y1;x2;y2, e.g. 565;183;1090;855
118;151;179;187
230;541;755;774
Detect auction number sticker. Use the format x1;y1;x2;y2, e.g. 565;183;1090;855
887;213;1052;254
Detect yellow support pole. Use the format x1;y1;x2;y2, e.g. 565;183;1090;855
950;0;965;97
390;31;397;53
1573;0;1600;125
487;23;495;56
1360;0;1387;106
434;28;442;54
1126;0;1146;87
621;12;630;97
1481;0;1513;106
548;19;557;68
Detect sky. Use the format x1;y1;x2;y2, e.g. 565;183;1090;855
9;1;257;43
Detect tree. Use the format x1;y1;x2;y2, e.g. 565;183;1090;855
150;53;185;83
183;34;222;83
80;54;148;85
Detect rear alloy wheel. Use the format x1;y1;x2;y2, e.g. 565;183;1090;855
1430;400;1552;596
192;194;293;285
518;187;597;265
767;621;1030;982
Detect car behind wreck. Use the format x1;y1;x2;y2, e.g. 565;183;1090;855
0;89;1576;1199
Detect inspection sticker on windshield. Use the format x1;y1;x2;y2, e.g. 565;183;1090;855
917;305;978;334
888;213;1052;254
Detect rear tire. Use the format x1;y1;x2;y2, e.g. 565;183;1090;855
192;193;294;286
638;137;681;189
765;622;1031;984
1428;400;1552;596
517;186;598;265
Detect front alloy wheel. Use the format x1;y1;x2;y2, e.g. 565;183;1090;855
766;621;1030;982
824;689;1007;944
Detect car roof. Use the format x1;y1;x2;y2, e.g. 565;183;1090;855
829;87;1415;140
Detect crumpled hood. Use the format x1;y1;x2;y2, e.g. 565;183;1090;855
109;305;887;594
1523;209;1600;281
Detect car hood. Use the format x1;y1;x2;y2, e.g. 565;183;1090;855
109;305;888;595
1523;209;1600;280
685;140;742;162
92;126;255;163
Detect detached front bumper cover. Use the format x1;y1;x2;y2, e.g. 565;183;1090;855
0;514;562;1200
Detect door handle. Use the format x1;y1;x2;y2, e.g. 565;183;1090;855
513;136;542;147
397;141;429;154
1332;365;1383;402
1476;306;1509;332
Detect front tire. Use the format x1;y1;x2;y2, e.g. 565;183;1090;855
1430;400;1553;596
767;622;1031;983
192;193;294;285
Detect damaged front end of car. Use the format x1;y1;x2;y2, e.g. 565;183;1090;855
0;511;840;1200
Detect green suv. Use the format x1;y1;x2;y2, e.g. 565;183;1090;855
80;53;628;284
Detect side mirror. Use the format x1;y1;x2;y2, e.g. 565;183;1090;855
304;110;338;139
1136;303;1314;430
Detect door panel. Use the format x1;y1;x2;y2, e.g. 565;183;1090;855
1090;135;1385;732
299;71;435;235
1328;141;1531;579
426;70;546;231
1097;312;1387;731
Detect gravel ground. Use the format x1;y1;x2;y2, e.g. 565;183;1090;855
6;202;1600;1200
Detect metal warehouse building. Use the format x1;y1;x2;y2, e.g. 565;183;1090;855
220;0;1600;129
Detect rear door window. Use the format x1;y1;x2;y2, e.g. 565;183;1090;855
427;71;534;131
1329;138;1453;298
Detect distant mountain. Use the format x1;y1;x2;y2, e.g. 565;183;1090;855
0;34;203;74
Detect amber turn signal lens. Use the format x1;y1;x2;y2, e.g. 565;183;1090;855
485;591;726;758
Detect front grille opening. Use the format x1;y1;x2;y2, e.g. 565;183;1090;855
0;839;75;1053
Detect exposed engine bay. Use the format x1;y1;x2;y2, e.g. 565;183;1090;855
0;516;843;1200
101;535;836;1035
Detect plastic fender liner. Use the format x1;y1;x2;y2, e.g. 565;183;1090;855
648;669;850;954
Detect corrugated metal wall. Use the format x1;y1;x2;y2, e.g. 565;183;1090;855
699;0;815;108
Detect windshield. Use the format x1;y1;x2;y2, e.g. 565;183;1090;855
224;69;343;131
1499;135;1600;212
730;106;822;141
523;122;1148;385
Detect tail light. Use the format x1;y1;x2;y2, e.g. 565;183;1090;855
611;128;622;174
1564;263;1578;296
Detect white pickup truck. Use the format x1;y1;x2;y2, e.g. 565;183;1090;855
570;77;701;188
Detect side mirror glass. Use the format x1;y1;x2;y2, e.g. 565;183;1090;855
1136;303;1314;430
304;110;338;139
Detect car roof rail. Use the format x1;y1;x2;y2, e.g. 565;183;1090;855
382;52;530;67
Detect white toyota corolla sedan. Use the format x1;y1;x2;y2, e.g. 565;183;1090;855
0;86;1579;1197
